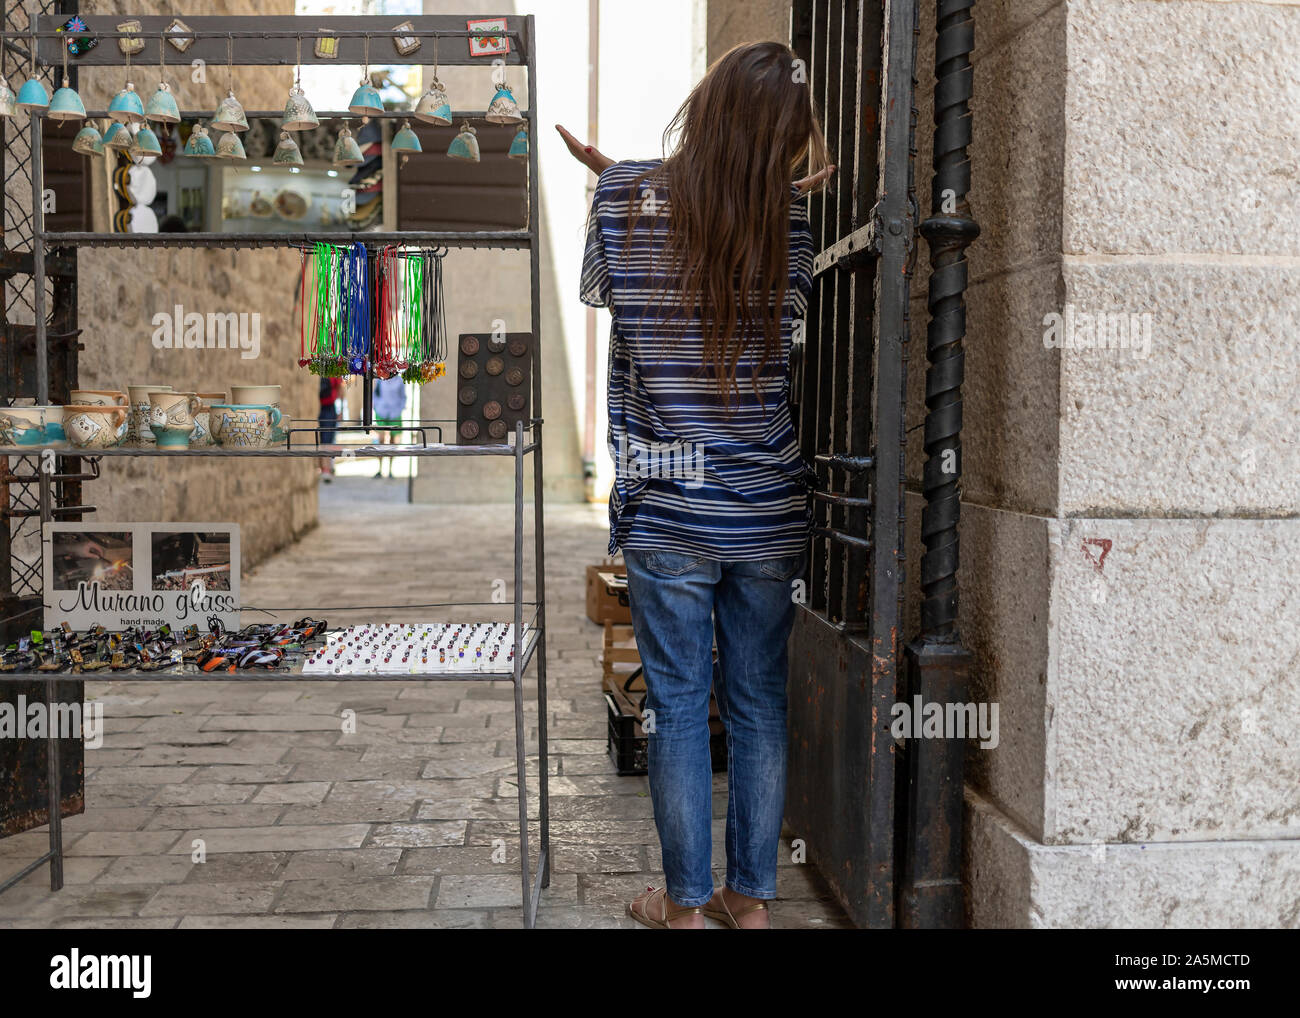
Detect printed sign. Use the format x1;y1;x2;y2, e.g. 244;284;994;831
42;522;240;633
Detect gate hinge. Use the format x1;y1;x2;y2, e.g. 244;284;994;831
811;204;914;278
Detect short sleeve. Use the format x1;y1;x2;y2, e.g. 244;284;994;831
579;174;613;308
789;193;814;318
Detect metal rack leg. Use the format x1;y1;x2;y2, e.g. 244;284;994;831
533;425;551;888
44;678;64;891
511;422;535;926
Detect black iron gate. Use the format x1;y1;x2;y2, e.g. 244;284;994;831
787;0;977;929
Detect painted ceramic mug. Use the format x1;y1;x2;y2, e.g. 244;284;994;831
190;391;228;448
69;389;128;409
127;384;173;444
231;385;286;442
148;391;200;449
0;405;57;446
62;405;130;449
210;403;282;449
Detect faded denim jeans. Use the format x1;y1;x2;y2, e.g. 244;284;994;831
623;548;804;907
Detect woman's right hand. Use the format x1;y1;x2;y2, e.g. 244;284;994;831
556;124;616;175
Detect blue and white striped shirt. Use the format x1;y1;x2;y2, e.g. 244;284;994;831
580;159;815;560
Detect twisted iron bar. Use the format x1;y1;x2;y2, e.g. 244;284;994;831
918;0;979;640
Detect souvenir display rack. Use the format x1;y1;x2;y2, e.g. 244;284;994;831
0;15;551;927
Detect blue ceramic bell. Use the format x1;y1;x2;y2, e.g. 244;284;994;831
413;78;452;126
212;91;248;133
332;126;364;167
101;121;132;150
391;120;421;153
508;126;528;161
446;122;480;162
108;81;145;123
48;78;86;121
348;81;385;116
272;130;303;166
184;122;216;158
282;84;319;131
132;123;163;157
485;84;523;125
72;122;103;156
145;82;180;124
16;75;50;111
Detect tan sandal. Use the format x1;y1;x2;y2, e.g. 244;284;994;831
626;886;706;929
702;890;771;929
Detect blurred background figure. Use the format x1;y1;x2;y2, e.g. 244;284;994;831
372;376;407;478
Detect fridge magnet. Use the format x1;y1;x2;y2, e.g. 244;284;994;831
467;18;508;58
165;18;194;53
392;21;421;56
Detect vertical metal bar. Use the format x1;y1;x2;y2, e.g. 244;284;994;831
43;677;62;890
511;419;532;926
525;13;550;891
31;112;46;405
900;0;979;929
809;0;834;613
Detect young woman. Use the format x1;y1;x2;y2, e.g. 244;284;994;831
562;40;832;929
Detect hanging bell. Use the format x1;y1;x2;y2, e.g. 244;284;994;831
72;122;104;156
132;123;163;157
0;76;17;117
348;80;385;116
485;84;523;125
144;82;180;124
215;131;246;160
47;79;86;121
391;120;422;153
108;81;145;123
412;79;452;125
446;122;480;163
332;126;364;167
184;122;216;158
273;130;304;166
282;85;319;131
508;126;529;161
102;121;133;150
16;75;51;111
211;90;248;133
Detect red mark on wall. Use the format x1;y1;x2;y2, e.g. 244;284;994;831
1082;538;1112;575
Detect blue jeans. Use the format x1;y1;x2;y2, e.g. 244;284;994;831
623;548;803;907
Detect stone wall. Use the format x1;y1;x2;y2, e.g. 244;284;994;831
71;0;317;567
908;0;1300;927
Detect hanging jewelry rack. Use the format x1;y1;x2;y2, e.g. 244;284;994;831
0;14;551;928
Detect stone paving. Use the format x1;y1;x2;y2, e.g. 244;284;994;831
0;478;850;929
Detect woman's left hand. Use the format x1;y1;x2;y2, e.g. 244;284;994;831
556;124;616;175
794;164;836;193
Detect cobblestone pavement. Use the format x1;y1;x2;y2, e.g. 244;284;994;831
0;478;850;929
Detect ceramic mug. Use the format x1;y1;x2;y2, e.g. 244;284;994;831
190;391;228;448
127;384;173;444
210;403;282;449
69;389;128;408
0;405;57;446
148;391;199;449
231;385;286;442
62;405;130;449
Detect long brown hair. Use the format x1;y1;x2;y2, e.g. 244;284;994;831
626;41;830;409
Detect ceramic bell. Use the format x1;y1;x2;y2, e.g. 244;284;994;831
446;122;480;162
391;120;421;153
211;90;248;133
144;82;180;124
215;131;246;160
273;131;304;166
485;84;523;124
184;122;216;158
16;75;50;111
132;123;163;157
108;81;145;123
508;126;528;160
333;126;364;167
102;121;133;150
72;122;103;156
48;78;86;121
413;79;452;125
0;76;17;117
282;85;319;131
348;80;385;116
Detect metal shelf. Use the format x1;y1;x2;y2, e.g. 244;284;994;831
0;441;538;459
40;231;531;250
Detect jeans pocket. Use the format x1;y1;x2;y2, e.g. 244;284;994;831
641;550;708;577
759;552;806;582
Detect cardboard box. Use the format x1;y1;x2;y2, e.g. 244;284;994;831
586;561;632;624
